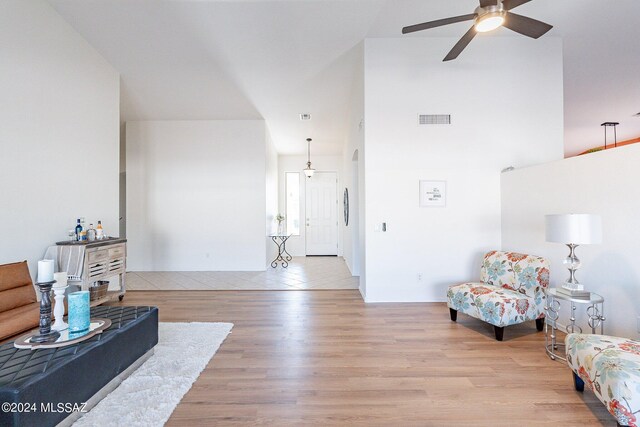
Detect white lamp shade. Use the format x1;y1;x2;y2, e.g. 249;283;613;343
304;168;315;178
545;214;602;244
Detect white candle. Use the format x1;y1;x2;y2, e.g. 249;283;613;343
53;271;68;288
37;259;54;283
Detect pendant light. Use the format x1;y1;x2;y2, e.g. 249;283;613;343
304;138;315;178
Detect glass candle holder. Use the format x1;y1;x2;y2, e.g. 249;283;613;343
68;291;90;334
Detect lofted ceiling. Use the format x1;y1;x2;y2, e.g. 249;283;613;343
49;0;640;157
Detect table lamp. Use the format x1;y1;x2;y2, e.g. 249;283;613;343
545;214;602;292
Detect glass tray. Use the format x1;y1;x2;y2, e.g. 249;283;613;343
13;318;112;350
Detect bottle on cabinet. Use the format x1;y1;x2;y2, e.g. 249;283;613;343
96;221;104;240
87;224;96;241
75;219;83;241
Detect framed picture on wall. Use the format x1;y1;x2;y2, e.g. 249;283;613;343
419;180;446;207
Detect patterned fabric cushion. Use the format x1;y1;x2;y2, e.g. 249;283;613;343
447;282;544;327
479;250;549;298
566;334;640;427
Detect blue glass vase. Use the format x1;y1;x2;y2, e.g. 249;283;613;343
68;291;90;334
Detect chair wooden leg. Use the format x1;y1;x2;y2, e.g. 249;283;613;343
536;318;544;332
573;372;585;392
449;308;457;322
494;326;504;341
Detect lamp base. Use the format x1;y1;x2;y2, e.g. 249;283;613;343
562;282;584;292
556;286;591;299
562;244;586;293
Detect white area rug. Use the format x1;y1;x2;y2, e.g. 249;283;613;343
73;322;233;427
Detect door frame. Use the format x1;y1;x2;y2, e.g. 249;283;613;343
304;170;339;256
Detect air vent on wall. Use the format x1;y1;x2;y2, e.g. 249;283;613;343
418;114;451;125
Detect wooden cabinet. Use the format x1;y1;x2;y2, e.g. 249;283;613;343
80;240;126;306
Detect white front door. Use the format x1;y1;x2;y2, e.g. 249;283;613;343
305;172;338;255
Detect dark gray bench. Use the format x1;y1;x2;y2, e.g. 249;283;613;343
0;306;158;427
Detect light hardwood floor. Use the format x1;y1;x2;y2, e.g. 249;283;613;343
126;257;359;291
112;291;613;426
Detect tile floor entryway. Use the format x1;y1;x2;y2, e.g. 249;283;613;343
125;256;359;290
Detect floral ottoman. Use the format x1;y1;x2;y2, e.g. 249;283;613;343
566;333;640;427
447;251;549;341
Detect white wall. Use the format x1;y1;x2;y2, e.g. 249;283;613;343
277;155;343;257
502;144;640;338
119;122;127;238
265;129;279;264
341;42;365;296
0;0;120;276
126;120;268;271
363;37;564;302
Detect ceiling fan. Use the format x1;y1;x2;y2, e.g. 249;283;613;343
402;0;553;61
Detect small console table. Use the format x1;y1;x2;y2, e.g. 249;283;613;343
46;238;127;306
544;287;605;362
269;234;292;268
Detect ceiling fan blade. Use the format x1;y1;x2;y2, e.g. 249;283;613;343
503;12;553;38
502;0;532;10
402;14;476;34
443;26;476;61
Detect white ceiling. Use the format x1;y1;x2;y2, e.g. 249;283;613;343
49;0;640;156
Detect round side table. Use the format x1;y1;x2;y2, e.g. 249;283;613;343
544;287;605;362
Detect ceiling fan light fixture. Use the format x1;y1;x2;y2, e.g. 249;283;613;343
475;11;505;32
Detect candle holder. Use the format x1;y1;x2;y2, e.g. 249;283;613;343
52;285;69;332
31;280;61;343
68;291;90;334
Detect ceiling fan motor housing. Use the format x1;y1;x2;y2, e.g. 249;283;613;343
475;3;504;14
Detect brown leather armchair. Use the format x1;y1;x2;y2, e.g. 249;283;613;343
0;261;39;341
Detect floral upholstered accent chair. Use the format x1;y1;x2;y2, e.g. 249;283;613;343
566;334;640;427
446;251;550;341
